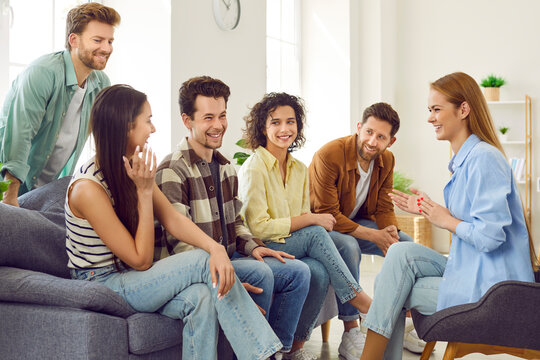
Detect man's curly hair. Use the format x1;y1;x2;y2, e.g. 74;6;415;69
243;92;306;152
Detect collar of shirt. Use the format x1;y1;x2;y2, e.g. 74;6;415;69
347;134;386;176
62;50;102;92
177;137;230;167
255;146;296;174
448;134;480;173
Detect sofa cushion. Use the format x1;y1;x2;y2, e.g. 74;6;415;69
0;302;129;360
0;177;71;278
127;312;183;355
0;266;136;318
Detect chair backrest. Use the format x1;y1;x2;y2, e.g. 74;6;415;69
412;280;540;351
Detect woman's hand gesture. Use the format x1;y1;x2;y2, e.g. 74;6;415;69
388;188;430;215
123;144;157;195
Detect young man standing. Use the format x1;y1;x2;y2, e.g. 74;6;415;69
0;2;120;206
156;76;310;356
309;103;425;358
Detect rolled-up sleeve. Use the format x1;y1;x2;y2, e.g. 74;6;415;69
0;66;52;182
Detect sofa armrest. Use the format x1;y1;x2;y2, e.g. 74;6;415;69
0;266;136;318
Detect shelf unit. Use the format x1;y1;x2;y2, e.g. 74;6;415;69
488;95;532;224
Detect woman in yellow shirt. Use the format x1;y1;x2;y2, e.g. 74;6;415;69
238;92;372;360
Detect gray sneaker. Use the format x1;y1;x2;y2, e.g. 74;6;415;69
282;348;318;360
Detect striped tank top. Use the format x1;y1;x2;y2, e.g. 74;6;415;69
65;157;115;269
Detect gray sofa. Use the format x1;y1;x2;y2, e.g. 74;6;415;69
0;177;233;360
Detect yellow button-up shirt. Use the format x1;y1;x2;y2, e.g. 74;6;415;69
238;146;311;243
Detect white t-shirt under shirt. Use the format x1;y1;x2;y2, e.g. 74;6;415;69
348;160;374;219
37;84;86;187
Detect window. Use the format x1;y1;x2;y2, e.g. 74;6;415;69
266;0;301;95
1;0;84;101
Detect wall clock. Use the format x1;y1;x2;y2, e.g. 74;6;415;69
213;0;241;31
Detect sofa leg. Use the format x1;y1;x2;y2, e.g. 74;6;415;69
321;320;331;343
420;341;436;360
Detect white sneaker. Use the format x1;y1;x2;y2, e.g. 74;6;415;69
403;318;427;354
282;348;318;360
338;327;366;360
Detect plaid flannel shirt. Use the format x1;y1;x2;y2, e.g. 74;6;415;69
154;137;264;260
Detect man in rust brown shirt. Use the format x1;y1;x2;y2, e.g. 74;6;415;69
309;103;419;359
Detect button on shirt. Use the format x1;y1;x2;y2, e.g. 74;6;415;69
436;134;534;311
238;146;311;243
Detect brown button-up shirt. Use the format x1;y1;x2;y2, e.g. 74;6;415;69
309;134;398;234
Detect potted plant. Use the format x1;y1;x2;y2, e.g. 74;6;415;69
393;170;414;195
480;74;506;101
233;138;251;165
498;126;510;142
0;162;12;201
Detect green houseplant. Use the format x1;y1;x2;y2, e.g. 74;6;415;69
0;162;12;200
498;126;510;142
233;138;251;165
392;170;414;195
480;74;506;101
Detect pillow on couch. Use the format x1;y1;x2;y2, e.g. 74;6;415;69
0;177;71;278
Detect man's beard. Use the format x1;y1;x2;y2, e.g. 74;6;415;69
78;48;109;70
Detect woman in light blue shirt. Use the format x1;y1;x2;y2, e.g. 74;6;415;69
360;72;537;360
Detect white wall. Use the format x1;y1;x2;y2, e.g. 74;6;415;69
170;0;267;159
104;0;171;160
353;0;540;252
296;0;350;165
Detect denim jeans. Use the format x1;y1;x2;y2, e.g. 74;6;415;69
71;249;282;360
329;217;414;321
265;225;361;341
363;242;446;360
231;254;310;352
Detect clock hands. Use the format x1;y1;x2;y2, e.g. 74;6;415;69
221;0;231;10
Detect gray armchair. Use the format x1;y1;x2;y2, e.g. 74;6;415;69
0;177;233;359
412;276;540;360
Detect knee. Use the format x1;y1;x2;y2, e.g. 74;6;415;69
398;231;414;243
286;259;311;289
386;241;418;262
190;249;210;262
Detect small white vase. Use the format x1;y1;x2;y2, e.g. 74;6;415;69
499;133;508;142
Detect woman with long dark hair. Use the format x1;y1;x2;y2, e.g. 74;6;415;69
65;84;281;360
359;72;537;359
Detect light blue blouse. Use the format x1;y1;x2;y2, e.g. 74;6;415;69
437;134;534;311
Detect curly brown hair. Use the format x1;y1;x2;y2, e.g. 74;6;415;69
243;92;306;152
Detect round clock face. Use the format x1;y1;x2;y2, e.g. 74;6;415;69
213;0;241;31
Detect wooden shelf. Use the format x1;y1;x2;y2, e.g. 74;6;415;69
489;95;532;224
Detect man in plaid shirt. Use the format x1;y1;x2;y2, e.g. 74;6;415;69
155;76;311;355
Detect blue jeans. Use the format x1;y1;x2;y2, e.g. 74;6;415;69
363;242;446;360
71;249;282;360
265;225;361;341
231;254;310;352
329;217;414;321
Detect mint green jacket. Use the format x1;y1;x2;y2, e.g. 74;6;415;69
0;50;110;194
